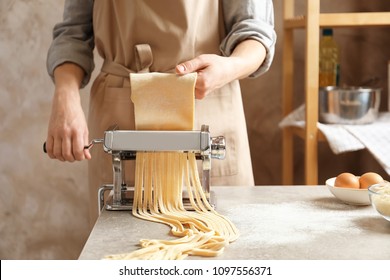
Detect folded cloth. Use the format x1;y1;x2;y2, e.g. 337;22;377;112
317;123;365;154
279;105;390;176
344;115;390;175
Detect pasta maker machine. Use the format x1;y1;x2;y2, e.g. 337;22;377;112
97;124;226;212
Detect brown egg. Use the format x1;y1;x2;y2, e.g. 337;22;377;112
334;172;359;189
359;172;384;189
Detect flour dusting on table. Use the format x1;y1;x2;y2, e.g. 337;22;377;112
225;201;370;245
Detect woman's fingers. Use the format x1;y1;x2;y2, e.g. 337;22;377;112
62;135;75;162
45;136;55;159
83;131;92;160
52;138;65;161
72;132;90;161
46;129;91;162
176;56;205;74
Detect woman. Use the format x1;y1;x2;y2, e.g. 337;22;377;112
46;0;276;226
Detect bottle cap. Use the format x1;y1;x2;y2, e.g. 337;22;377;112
322;28;333;36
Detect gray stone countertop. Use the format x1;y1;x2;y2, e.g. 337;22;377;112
79;186;390;260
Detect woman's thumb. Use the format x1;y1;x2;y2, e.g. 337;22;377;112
176;58;201;75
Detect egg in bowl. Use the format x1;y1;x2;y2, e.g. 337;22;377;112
326;177;370;206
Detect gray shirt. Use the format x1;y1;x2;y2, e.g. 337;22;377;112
47;0;276;87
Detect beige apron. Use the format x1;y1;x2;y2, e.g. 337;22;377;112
88;0;254;226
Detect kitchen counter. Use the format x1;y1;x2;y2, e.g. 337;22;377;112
79;186;390;260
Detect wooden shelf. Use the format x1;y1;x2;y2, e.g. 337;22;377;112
285;12;390;29
282;0;390;185
288;127;327;142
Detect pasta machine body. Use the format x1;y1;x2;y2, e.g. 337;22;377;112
97;124;225;212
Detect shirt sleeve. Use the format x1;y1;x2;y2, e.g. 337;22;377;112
220;0;277;78
46;0;95;88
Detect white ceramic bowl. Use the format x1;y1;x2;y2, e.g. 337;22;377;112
326;177;370;205
368;182;390;221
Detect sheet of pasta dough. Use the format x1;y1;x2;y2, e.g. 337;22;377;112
130;72;197;130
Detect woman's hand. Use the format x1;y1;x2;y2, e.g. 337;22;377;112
176;54;235;99
176;39;266;99
45;63;91;162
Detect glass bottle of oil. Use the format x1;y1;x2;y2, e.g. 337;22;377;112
319;28;340;87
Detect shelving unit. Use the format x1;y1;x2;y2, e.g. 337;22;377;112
282;0;390;185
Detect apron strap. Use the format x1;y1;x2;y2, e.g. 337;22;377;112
101;60;131;77
134;44;153;73
101;44;153;76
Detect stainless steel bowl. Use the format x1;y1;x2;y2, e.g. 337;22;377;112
319;87;381;124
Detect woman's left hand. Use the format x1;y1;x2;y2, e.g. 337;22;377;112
175;54;236;99
175;39;266;99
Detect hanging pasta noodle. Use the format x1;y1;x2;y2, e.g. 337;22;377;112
104;73;239;260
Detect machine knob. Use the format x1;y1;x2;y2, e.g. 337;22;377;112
210;136;226;160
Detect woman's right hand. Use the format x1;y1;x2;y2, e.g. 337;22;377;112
45;63;91;162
